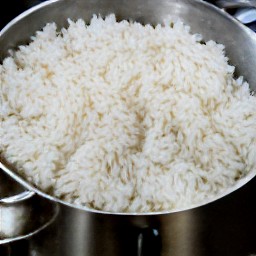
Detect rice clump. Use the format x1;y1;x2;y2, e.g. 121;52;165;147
1;14;256;213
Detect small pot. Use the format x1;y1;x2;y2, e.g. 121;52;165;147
1;0;256;255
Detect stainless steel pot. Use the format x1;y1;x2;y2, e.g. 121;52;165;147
1;0;256;255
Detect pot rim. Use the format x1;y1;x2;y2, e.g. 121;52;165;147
1;158;255;216
0;0;256;216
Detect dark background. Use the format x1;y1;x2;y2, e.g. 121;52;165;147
0;0;47;29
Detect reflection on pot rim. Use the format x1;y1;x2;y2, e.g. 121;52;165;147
0;170;59;244
1;159;255;216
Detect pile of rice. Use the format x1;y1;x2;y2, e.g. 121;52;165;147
1;14;256;213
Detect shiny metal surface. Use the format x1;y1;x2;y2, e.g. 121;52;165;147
0;171;59;245
5;183;254;256
0;191;35;204
1;0;256;255
216;0;256;8
234;7;256;24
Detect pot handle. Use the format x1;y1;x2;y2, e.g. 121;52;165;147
0;162;36;204
137;228;162;256
0;190;35;204
215;0;256;9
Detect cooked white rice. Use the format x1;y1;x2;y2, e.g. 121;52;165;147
1;14;256;212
